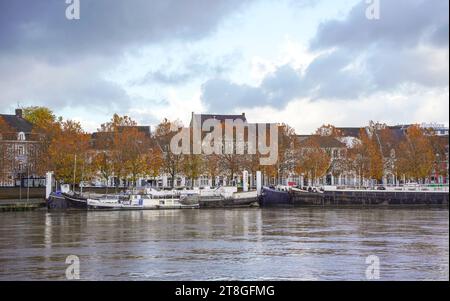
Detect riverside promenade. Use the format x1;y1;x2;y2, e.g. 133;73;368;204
0;187;46;211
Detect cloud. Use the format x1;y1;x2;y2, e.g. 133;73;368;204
0;0;252;114
0;56;129;114
308;0;449;93
201;78;266;112
242;88;449;134
0;0;253;61
133;52;240;86
310;0;449;50
201;0;449;111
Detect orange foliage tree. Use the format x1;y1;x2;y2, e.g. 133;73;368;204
48;120;90;186
396;125;435;182
295;137;331;186
22;106;62;176
145;146;164;178
0;117;13;182
347;128;384;185
97;114;151;188
362;128;384;182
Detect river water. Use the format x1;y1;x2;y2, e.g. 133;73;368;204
0;208;448;280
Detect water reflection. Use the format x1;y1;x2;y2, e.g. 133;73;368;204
0;208;448;280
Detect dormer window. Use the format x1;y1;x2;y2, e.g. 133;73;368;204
18;132;26;141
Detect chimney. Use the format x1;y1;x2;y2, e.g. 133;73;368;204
15;109;23;118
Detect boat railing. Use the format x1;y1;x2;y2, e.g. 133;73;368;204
325;184;449;192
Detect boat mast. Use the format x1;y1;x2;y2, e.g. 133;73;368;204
73;154;77;193
80;154;85;195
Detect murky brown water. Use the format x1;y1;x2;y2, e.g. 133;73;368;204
0;208;448;280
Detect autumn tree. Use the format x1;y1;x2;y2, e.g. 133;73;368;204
22;106;62;175
274;124;297;183
155;118;184;188
203;154;222;186
145;147;164;178
361;127;384;182
315;124;346;176
376;126;399;181
94;119;118;188
48;120;90;187
0;117;13;183
241;151;262;188
181;154;203;188
92;150;114;191
22;107;57;129
122;127;150;187
97;114;151;188
346;128;384;186
348;138;370;186
396;125;435;182
211;122;241;184
295;136;331;186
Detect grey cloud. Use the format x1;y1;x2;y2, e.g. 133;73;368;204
307;0;448;95
201;79;266;112
0;0;253;62
429;23;450;47
0;56;130;112
201;55;372;112
0;0;251;112
288;0;321;9
202;64;307;112
310;0;449;51
260;65;304;103
201;0;448;111
366;48;449;89
133;52;241;86
300;50;373;99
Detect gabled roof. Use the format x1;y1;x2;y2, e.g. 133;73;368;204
190;113;247;127
0;114;33;133
91;126;152;149
297;135;346;148
117;126;151;137
92;126;151;138
296;135;310;142
336;127;363;138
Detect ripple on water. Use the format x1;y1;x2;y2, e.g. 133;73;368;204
0;208;448;280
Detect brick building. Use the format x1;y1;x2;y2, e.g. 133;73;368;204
0;109;43;187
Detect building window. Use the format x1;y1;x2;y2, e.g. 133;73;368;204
333;149;339;158
18;132;26;141
17;145;25;156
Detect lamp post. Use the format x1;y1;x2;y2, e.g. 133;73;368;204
435;153;440;185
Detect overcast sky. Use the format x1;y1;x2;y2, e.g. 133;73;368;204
0;0;448;133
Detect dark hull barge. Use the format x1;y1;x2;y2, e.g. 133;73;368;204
258;187;449;207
